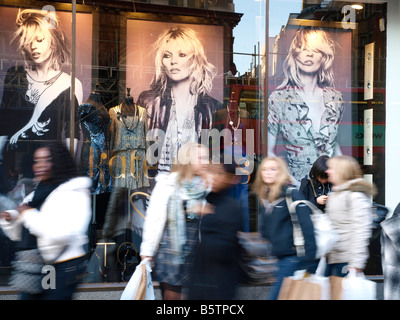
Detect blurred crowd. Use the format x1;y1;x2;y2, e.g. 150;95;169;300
0;142;398;300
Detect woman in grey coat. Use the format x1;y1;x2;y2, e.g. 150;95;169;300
325;156;376;277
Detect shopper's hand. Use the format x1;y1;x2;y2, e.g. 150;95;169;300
348;266;363;273
0;211;13;221
16;204;32;213
140;256;152;262
199;203;215;216
316;195;328;205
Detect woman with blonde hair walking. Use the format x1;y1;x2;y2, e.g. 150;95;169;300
140;142;211;300
253;156;317;299
324;155;376;277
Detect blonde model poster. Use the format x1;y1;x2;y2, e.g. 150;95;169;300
0;6;92;191
125;20;224;173
268;25;352;183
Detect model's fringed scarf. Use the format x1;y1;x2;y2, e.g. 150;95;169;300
167;176;208;264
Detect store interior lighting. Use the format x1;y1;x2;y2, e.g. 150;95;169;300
351;4;364;10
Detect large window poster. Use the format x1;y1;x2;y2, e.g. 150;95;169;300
125;20;224;173
267;24;352;184
0;6;92;192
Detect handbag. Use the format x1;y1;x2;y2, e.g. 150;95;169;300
9;246;68;295
120;258;155;300
286;188;338;259
237;231;277;285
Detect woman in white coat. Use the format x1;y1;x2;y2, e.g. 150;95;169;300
140;142;211;300
0;142;92;300
325;155;376;277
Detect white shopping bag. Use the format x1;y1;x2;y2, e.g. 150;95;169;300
120;258;155;300
0;210;23;241
341;269;376;300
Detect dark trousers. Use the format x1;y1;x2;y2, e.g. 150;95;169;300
270;255;301;300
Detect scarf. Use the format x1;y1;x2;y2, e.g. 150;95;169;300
262;184;295;215
28;181;60;209
167;175;207;264
18;181;61;250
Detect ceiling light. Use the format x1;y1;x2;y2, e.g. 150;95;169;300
351;4;364;10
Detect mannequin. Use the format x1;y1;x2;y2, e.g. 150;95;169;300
212;90;251;162
212;90;251;231
107;88;149;189
101;88;150;280
78;84;112;194
119;88;137;117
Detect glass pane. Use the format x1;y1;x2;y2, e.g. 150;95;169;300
0;1;266;286
267;0;387;275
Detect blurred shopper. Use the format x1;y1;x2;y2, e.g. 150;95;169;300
381;203;400;299
324;155;375;277
0;141;92;300
253;156;317;300
299;155;332;212
140;143;211;300
188;160;243;300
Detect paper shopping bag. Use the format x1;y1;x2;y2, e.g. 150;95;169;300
135;263;147;300
278;277;321;300
329;276;343;300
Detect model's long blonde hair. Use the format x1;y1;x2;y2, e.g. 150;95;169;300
12;9;70;71
150;26;216;97
252;157;292;202
279;27;335;89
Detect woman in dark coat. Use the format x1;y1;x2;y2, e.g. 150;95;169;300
253;156;317;300
299;155;332;212
188;162;243;300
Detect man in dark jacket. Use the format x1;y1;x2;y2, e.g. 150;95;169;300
188;161;243;300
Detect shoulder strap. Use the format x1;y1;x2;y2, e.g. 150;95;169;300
291;199;321;214
309;179;318;198
286;187;305;257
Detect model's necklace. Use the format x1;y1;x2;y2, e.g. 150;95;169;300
117;104;139;132
227;105;240;130
25;71;62;105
